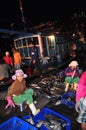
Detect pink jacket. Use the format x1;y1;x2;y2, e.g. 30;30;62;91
76;71;86;102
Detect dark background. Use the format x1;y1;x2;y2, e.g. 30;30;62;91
0;0;86;30
0;0;86;56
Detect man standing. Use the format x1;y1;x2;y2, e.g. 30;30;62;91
13;49;21;70
29;42;42;77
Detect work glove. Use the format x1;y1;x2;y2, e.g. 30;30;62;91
75;102;80;113
5;96;15;109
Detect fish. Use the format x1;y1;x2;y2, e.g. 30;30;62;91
44;114;67;127
36;119;63;130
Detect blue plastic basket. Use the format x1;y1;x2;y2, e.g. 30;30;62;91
61;91;76;109
33;107;72;130
0;116;38;130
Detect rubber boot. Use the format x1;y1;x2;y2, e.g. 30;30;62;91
65;83;69;92
29;103;40;116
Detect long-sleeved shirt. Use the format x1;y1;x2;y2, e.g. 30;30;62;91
65;67;80;77
3;56;13;66
7;79;27;97
76;71;86;102
13;51;21;65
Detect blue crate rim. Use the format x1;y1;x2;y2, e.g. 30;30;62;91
0;116;38;130
33;107;72;124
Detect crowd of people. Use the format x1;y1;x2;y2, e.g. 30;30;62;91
3;58;86;129
69;30;86;63
0;43;43;117
0;48;22;80
0;41;44;80
0;34;86;129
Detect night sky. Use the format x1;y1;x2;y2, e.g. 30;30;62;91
0;0;86;30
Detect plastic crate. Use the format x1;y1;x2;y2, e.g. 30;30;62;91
22;115;30;120
61;91;76;109
22;115;35;125
33;107;72;130
0;116;38;130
